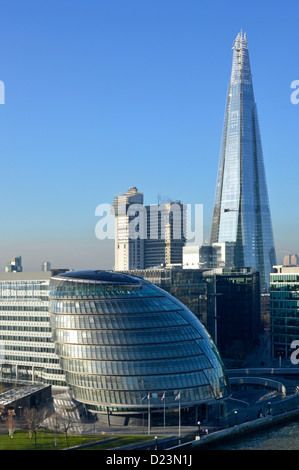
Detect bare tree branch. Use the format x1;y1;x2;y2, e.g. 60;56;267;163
23;407;48;445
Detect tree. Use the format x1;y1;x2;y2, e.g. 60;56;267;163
6;414;16;439
23;407;48;445
55;413;76;445
47;413;60;448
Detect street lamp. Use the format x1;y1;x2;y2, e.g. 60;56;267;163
197;421;201;437
268;402;271;415
155;436;158;450
234;410;238;425
199;274;222;346
18;406;23;421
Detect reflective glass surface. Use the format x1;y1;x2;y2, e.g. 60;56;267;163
50;271;230;411
210;31;276;289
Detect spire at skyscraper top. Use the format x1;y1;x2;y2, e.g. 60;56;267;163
231;30;251;83
233;30;248;50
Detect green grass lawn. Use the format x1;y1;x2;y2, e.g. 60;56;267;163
85;435;154;450
0;430;110;450
0;430;154;450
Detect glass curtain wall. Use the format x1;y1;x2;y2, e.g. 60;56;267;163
210;31;276;289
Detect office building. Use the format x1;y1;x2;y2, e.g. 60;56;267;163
212;242;235;268
5;256;23;273
183;242;235;270
42;261;51;272
0;271;66;387
283;254;299;267
113;187;186;271
145;201;186;267
127;266;260;359
49;270;230;425
126;267;214;333
270;266;299;359
210;31;276;289
183;245;216;269
209;268;261;358
113;187;145;271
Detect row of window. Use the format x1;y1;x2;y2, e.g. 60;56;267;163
0;282;48;289
271;303;299;309
52;325;200;346
2;355;59;364
3;344;55;353
271;317;299;325
50;297;178;314
0;316;49;322
0;305;49;311
0;325;51;332
55;340;205;361
49;312;187;331
271;335;299;344
271;311;299;318
65;369;212;392
59;355;212;376
0;335;52;342
0;367;65;387
271;291;299;298
271;327;299;335
271;284;299;291
1;365;61;375
71;384;215;407
50;281;161;300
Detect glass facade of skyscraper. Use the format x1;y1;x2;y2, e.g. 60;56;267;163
210;31;276;289
49;270;230;422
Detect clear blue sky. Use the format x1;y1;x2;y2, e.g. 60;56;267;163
0;0;298;270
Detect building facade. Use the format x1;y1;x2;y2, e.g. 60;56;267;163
0;272;66;387
113;187;186;271
144;201;186;268
270;267;299;359
127;267;215;335
283;254;299;267
128;267;260;359
49;270;230;425
5;256;23;273
183;243;235;270
42;261;51;272
210;31;276;290
210;268;261;359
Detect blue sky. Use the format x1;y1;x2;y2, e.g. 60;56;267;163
0;0;298;270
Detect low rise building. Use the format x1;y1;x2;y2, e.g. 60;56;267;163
0;271;67;388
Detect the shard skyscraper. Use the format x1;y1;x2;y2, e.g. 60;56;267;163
210;31;276;290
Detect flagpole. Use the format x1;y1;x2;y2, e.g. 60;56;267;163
148;393;151;436
174;391;181;438
164;393;166;435
179;392;181;438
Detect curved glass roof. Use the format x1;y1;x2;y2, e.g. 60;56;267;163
53;270;141;285
50;270;230;412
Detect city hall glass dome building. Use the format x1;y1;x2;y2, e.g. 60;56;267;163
49;270;230;424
